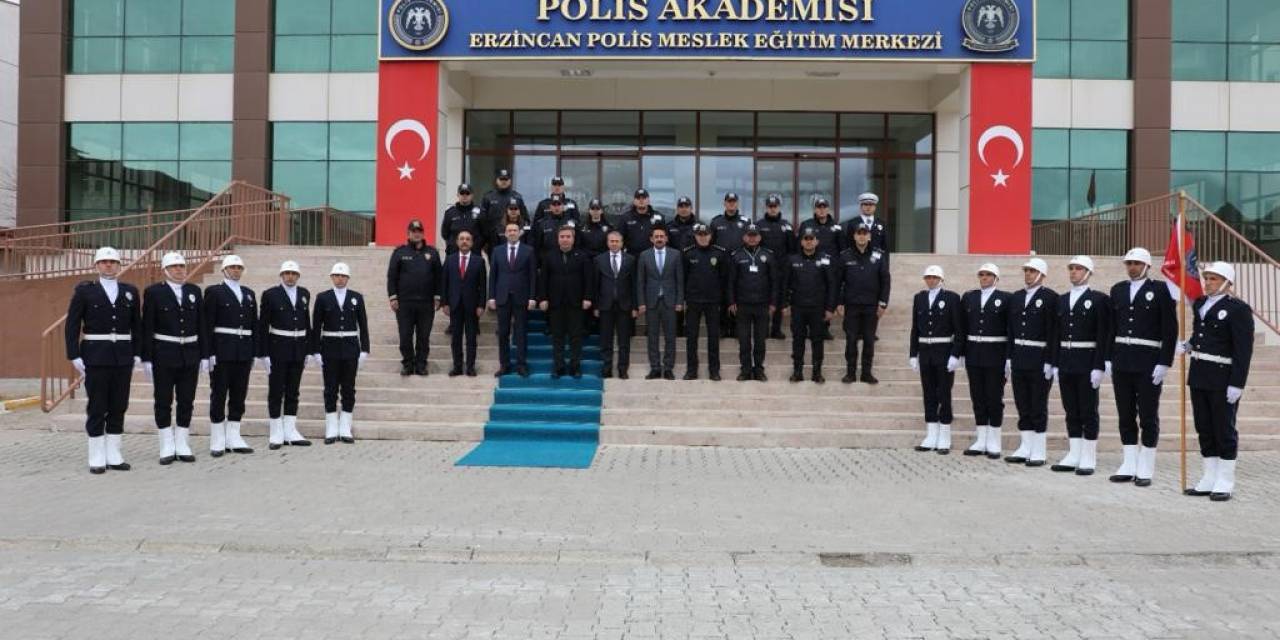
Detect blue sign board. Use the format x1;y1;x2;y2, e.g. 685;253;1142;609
380;0;1036;62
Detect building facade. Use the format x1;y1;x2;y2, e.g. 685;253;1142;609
15;0;1280;253
1;0;17;228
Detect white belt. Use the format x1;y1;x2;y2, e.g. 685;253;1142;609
269;327;308;338
1014;339;1048;348
1191;351;1232;366
321;330;359;338
214;327;252;337
1115;336;1162;348
918;336;953;344
1060;341;1097;349
967;335;1008;343
154;334;199;345
82;333;131;342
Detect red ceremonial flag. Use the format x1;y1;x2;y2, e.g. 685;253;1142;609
1162;213;1203;301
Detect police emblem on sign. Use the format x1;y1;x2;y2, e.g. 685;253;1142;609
961;0;1020;53
389;0;449;52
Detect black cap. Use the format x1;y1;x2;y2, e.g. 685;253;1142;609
506;198;522;209
745;224;761;235
550;193;565;204
496;169;511;179
724;192;739;202
550;176;565;186
588;198;604;210
634;188;650;199
457;183;472;194
693;224;711;234
677;196;692;207
801;229;818;239
407;219;424;231
814;197;830;208
765;195;781;207
853;222;872;234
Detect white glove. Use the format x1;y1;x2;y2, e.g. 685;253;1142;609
71;358;86;375
313;353;324;368
199;359;210;374
958;357;966;369
208;355;217;369
1175;340;1189;356
1226;386;1243;405
143;361;153;382
946;356;960;373
1051;367;1059;382
909;357;919;373
1005;359;1012;377
258;356;271;375
1043;363;1054;381
1104;361;1113;378
1152;364;1169;386
358;352;369;369
133;356;142;369
1090;369;1103;389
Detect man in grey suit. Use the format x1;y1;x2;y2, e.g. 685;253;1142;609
636;226;684;380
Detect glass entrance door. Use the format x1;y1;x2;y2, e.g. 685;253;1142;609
755;158;836;225
560;155;639;220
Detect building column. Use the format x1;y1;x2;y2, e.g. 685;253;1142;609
932;70;967;254
1131;0;1172;249
232;0;270;187
16;0;67;227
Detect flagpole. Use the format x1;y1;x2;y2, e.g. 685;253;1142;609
1177;191;1188;494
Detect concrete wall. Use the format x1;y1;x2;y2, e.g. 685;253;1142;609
0;0;18;228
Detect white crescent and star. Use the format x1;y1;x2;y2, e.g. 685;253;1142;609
384;119;432;181
977;125;1025;189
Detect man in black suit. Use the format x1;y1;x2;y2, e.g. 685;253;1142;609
311;262;371;444
488;220;538;377
592;231;637;379
539;227;594;378
442;230;487;377
142;252;207;465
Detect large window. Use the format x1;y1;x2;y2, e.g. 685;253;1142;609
274;0;378;73
464;111;936;252
270;122;376;214
1031;128;1129;224
1173;0;1280;81
1172;131;1280;254
66;122;232;221
1035;0;1130;80
69;0;234;73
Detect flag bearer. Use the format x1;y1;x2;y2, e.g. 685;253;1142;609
142;252;206;464
1050;256;1111;476
1004;258;1057;467
312;262;371;444
258;261;313;449
909;265;963;454
203;254;257;457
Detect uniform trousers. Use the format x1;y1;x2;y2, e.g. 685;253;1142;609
790;307;826;368
919;362;955;424
1190;387;1240;460
1059;372;1100;440
598;306;633;372
736;303;769;371
396;301;434;367
685;302;721;372
1112;370;1162;447
449;308;480;369
84;365;132;437
770;307;785;337
842;305;879;373
548;305;585;373
266;359;305;418
966;365;1006;427
152;363;199;428
1011;369;1051;433
322;358;358;413
209;359;252;423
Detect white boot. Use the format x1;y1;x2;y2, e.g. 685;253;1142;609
985;426;1003;458
268;417;284;449
1110;444;1138;482
174;427;195;462
323;412;339;444
1187;457;1219;496
225;422;253;453
915;423;939;451
1051;437;1082;472
338;411;354;443
157;427;176;464
1027;432;1048;466
1005;430;1030;463
104;434;129;470
283;415;310;446
1135;446;1157;486
936;424;952;454
209;421;226;456
87;436;107;474
964;425;988;456
1076;439;1098;475
1211;459;1237;501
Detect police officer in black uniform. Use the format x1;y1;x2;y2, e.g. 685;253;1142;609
850;192;889;254
66;246;141;474
480;169;527;235
203;254;257;458
781;230;836;383
909;265;963;454
619;188;664;256
666;196;699;252
258;260;313;450
711;193;750;339
387;219;443;376
489;199;533;261
728;225;779;381
797;198;845;340
1106;247;1177;486
533;193;577;260
533;176;580;225
682;224;729;380
960;263;1012;459
142;252;206;465
312;262;371;445
1004;257;1057;467
835;222;890;384
1183;261;1253;501
755;195;796;340
578;198;612;258
440;183;486;255
1050;255;1111;476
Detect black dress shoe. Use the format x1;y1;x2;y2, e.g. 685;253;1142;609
963;448;985;457
1134;478;1152;487
915;445;934;452
683;370;697;381
789;370;803;383
601;369;614;379
645;370;661;380
618;369;629;380
1004;455;1027;464
494;367;510;378
178;454;195;463
860;373;879;385
551;371;562;379
841;372;857;384
737;371;752;381
89;466;106;475
210;450;225;458
823;331;835;340
465;367;477;377
662;370;675;380
1050;463;1076;472
1075;467;1095;476
754;369;768;382
709;371;721;381
812;372;825;384
449;367;463;377
936;447;950;455
415;364;429;376
1025;459;1046;467
400;363;413;376
159;455;176;466
108;462;131;471
572;369;582;379
1184;488;1212;497
1109;473;1134;483
769;331;786;340
985;452;1001;460
516;366;530;377
324;437;337;445
268;443;282;451
340;436;355;444
287;439;312;447
230;446;253;454
1210;492;1232;502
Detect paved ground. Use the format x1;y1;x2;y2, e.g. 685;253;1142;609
2;412;1279;639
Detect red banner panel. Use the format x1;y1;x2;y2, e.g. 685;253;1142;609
376;60;440;246
968;63;1033;254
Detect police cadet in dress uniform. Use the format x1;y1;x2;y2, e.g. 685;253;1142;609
620;189;664;257
312;262;371;445
66;247;142;474
756;194;796;340
203;254;257;458
835;222;890;385
533;176;580;225
1105;248;1177;486
682;224;729;381
387;219;443;377
142;252;207;465
781;229;836;383
1182;262;1253;501
711;193;750;339
960;264;1012;459
441;184;486;255
850;193;889;254
797;197;845;341
1004;258;1057;467
533;193;577;260
1050;255;1111;476
480;169;527;235
909;266;963;455
258;261;313;449
666;196;699;252
728;224;780;382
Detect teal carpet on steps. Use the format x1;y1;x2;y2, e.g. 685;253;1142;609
455;312;602;468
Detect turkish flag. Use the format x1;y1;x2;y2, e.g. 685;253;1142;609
968;63;1033;254
1162;213;1204;301
376;60;440;246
